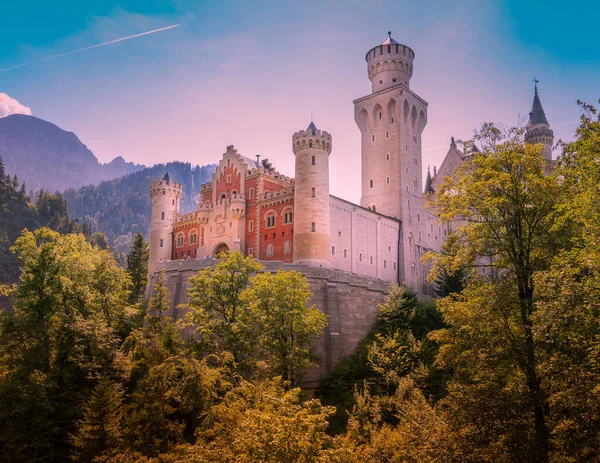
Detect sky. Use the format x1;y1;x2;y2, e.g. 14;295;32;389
1;0;599;203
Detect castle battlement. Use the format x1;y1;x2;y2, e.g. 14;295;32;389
292;126;332;155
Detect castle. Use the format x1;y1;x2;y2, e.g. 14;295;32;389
147;34;554;383
149;32;438;295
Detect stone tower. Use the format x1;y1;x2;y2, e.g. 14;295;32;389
353;32;428;289
148;173;182;276
292;122;333;268
524;80;554;162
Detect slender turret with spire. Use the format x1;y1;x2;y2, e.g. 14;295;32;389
524;78;554;162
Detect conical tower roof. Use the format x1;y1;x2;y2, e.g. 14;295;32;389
424;166;434;193
528;83;549;126
307;121;317;135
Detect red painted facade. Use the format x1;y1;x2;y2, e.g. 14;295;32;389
172;221;201;260
258;197;294;263
215;160;242;200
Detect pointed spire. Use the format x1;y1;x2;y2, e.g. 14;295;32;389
425;166;434;193
528;78;549;126
307;121;317;135
162;172;170;184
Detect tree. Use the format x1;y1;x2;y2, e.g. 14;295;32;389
242;270;328;386
429;124;562;462
186;251;263;361
182;379;335;463
72;378;124;463
0;228;131;463
127;232;149;303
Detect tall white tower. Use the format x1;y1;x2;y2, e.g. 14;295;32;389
292;122;333;269
148;173;182;277
353;32;429;290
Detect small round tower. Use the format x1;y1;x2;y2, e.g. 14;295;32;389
365;31;415;93
292;122;332;269
148;173;183;277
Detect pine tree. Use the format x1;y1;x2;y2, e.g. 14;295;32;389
72;377;124;462
126;232;149;303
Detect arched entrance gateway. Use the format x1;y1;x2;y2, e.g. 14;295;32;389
213;243;229;258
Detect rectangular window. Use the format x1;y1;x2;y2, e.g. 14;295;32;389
311;222;315;232
249;220;253;231
248;247;253;255
160;239;164;248
311;156;315;165
372;135;375;142
385;131;389;138
413;135;417;144
249;188;254;198
311;188;316;197
284;241;291;254
161;212;165;220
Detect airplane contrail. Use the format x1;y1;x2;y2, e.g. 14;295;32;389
551;120;579;128
0;24;180;73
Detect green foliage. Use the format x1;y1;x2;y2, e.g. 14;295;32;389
0;228;132;463
127;233;149;303
242;270;328;385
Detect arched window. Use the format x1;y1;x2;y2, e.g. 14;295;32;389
266;214;275;228
249;188;254;198
220;193;227;201
189;233;197;244
370;179;374;188
370;256;373;265
231;190;237;198
386;153;390;161
384;260;387;268
386;177;390;185
414;177;418;189
284;240;291;254
332;246;335;256
344;249;348;258
359;253;363;262
176;233;184;248
248;220;254;232
266;244;274;257
417;213;421;222
283;210;293;224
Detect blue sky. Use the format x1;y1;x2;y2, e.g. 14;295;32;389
1;0;598;202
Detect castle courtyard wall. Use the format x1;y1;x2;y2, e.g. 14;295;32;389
147;259;393;387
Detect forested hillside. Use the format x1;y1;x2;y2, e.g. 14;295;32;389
0;156;77;286
62;161;216;250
